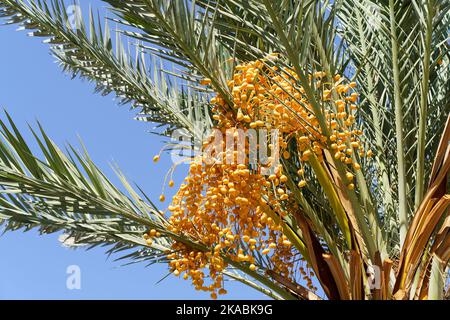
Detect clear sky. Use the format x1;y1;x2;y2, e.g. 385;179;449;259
0;2;267;300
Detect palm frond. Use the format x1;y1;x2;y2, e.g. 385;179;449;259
337;0;450;250
103;0;235;105
0;0;211;139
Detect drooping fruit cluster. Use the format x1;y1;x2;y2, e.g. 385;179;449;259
209;55;370;189
151;54;370;298
165;156;295;299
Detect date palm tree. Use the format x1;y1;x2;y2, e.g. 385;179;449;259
0;0;448;300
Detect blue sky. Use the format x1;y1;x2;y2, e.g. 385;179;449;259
0;2;266;300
